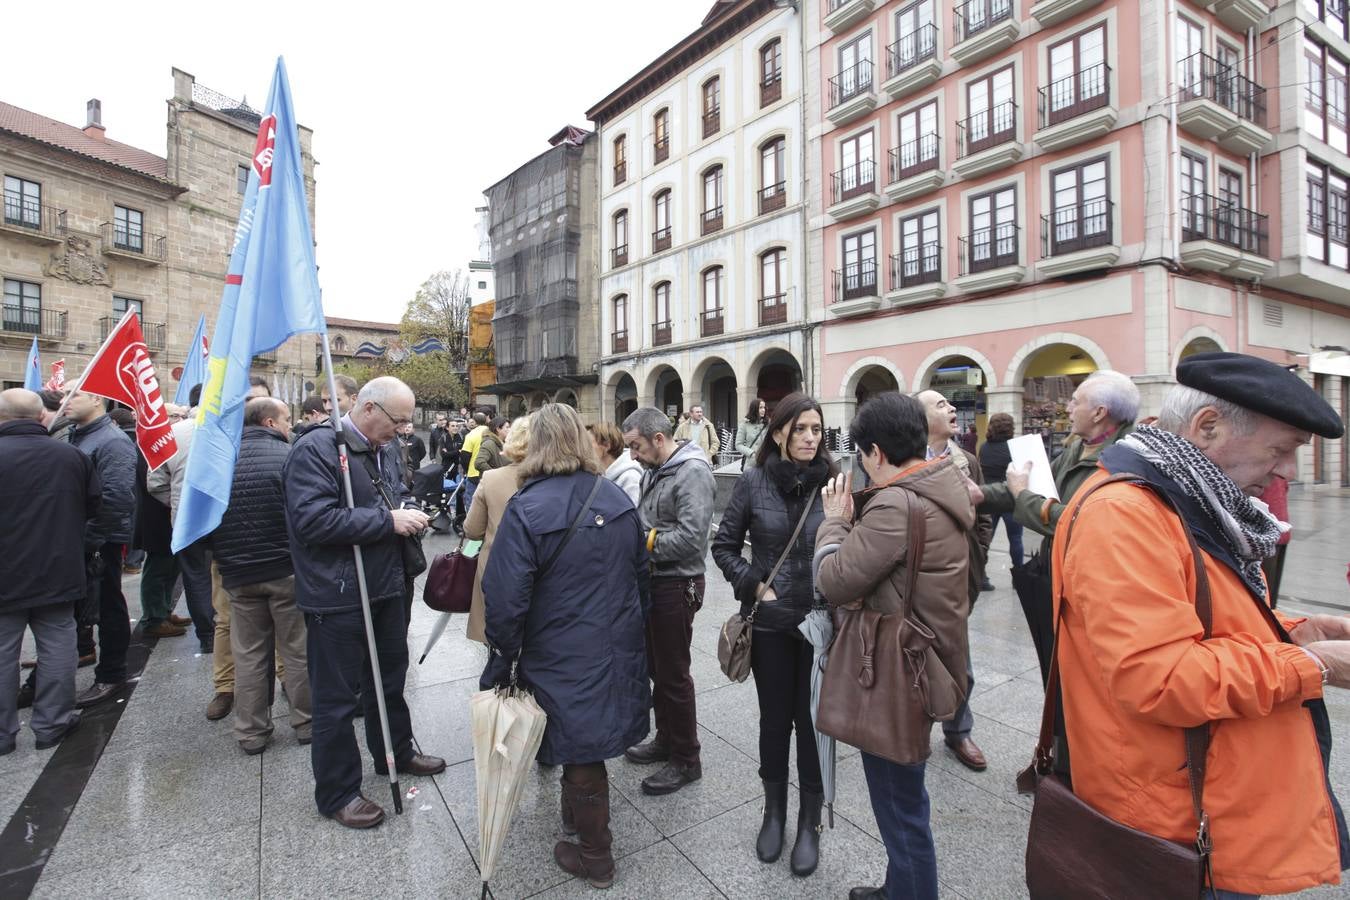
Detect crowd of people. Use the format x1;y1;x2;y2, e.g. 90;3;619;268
1;349;1348;898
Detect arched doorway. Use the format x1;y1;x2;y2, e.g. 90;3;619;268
924;355;988;436
553;388;579;409
506;395;528;418
854;366;899;406
1020;343;1098;453
752;349;802;407
612;373;638;423
527;391;549;411
653;367;684;418
1179;336;1221;360
695;357;738;436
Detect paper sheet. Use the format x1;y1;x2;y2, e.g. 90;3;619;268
1007;434;1060;502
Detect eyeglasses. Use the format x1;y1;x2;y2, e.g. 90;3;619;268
373;400;412;427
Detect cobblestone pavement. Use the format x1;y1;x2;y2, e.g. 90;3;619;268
4;486;1350;898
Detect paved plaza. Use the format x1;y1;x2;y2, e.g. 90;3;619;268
3;487;1350;898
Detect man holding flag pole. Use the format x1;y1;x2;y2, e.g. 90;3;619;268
170;57;440;827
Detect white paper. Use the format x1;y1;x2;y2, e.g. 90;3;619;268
1007;434;1060;502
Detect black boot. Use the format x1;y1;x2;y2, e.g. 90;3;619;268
17;668;35;709
756;780;788;863
790;789;823;876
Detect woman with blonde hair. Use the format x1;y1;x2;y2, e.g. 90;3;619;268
480;403;649;889
463;415;530;643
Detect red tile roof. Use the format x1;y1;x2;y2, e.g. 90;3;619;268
0;100;169;181
325;316;401;332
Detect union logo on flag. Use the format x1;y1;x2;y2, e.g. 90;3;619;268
252;114;277;187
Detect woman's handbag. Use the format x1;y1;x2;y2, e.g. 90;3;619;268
717;487;819;682
1016;474;1215;899
423;540;477;613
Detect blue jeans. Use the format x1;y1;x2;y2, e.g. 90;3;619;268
174;539;217;646
992;511;1024;568
861;752;938;900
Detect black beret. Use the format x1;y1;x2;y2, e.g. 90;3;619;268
1177;352;1344;439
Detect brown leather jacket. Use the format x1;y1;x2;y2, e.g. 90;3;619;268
815;457;976;762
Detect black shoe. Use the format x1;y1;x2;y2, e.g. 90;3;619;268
641;761;701;796
790;789;823;876
756;780;787;863
980;577;995;592
75;681;122;708
35;712;81;750
17;669;35;709
849;889;884;900
624;738;670;766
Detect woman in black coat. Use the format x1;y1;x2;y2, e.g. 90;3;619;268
480;403;649;890
712;392;836;877
976;412;1023;570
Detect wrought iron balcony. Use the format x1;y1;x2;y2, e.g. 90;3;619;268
831;161;877;204
701;206;724;236
759;294;788;326
611;244;628;268
1041;199;1114;257
891;244;943;290
703;108;721;139
700;308;724;337
253;350;278;366
959;223;1020;275
957;100;1017;158
761;73;783;107
654;135;670;164
611;330;628;354
652;226;671;253
1180;194;1269;256
1038;62;1111;128
101;316;166;351
759;182;787;215
1;305;66;339
100;222;166;262
954;0;1014;43
2;199;66;241
652;321;672;346
889;133;940;183
887;25;938;79
1177;52;1267;125
829;59;874;109
833;261;879;303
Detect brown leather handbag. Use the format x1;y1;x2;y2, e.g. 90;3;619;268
815;488;968;765
1017;474;1215;899
423;539;477;613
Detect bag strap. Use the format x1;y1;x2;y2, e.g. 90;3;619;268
754;487;820;604
1035;472;1213;858
351;441;401;512
538;475;604;581
902;487;927;608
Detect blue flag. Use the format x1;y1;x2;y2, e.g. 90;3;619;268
173;314;209;406
173;58;325;553
23;336;42;391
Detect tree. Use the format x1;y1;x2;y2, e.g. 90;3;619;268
389;351;467;411
401;270;470;371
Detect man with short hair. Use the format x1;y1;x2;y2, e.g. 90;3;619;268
916;389;993;772
1052;353;1349;896
621;406;715;796
248;376;271;398
64;389;138;708
284;376;444;829
0;390;99;753
297;395;329;433
674;405;720;461
321;374;358;418
428;413;448;463
460;411;489;506
215;398;311;755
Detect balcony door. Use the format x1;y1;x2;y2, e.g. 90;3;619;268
1047;25;1107;124
894;1;936;68
2;177;40;229
838;33;873;100
1050;158;1109;255
899;210;941;286
1177;17;1205;96
969;186;1017;271
966;66;1015;153
840;130;876;196
1217;168;1243;245
842;229;877;298
1180;152;1207;240
896;101;939;178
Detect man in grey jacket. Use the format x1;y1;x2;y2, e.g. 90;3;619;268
620;407;715;796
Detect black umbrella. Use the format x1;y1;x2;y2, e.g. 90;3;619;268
1011;552;1055;686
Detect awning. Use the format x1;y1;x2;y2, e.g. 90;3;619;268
479;373;598;396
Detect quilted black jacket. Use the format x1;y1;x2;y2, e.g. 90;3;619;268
214;425;293;589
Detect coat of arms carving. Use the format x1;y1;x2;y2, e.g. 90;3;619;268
45;234;111;286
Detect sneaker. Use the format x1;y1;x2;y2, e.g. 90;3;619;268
641;761;702;796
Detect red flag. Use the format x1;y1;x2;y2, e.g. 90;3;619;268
76;312;177;470
45;359;65;391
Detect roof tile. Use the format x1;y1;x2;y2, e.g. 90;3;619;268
0;100;168;180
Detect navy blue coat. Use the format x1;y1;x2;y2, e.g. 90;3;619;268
481;470;650;766
282;420;408;614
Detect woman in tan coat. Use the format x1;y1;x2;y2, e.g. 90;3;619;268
463;415;529;643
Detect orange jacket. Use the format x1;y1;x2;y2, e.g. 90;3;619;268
1052;468;1341;895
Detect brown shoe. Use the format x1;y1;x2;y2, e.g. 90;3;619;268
374;753;446;777
205;692;234;721
167;614;192;626
553;775;614;887
329;795;385;829
945;736;988;772
144;621;187;638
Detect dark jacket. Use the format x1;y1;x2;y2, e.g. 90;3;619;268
293;416;331;440
69;414;137;548
978;438;1012;484
441;430;464;469
713;456;829;633
120;424;145;550
0;420;101;610
480;470;651;766
428;425;446;461
475;432;504;475
215;426;294;589
399;434;426;473
637;439;716;578
282;419;407;613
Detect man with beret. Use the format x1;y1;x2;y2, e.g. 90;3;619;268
1050;352;1349;896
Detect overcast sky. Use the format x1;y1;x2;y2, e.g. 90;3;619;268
1;0;715;322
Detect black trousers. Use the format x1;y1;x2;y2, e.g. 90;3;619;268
90;542;130;685
750;628;823;793
305;595;414;816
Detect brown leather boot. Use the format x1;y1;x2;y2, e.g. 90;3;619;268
560;774;576;836
553;772;614;888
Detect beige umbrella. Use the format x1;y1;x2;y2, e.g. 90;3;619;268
472;683;548;899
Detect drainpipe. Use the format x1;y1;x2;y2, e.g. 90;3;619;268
1168;0;1180;260
798;2;814;397
1247;26;1258;214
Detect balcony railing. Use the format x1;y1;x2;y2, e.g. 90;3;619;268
887;24;939;78
833;261;879;303
652;226;671;253
611;330;628;354
613;162;627;185
759;182;787;215
891;244;943;289
101;316;166;351
831;160;878;204
254;350;278;366
1177;52;1267;125
1;305;66;339
829;59;874;109
652;321;672;346
1181;193;1269;256
1038;62;1111;128
954;0;1014;43
759;294;788;325
1041;199;1114;257
701;206;724;235
2;199;66;238
761;74;783;107
959;223;1020;274
654;135;670;164
703;108;721;138
888;133;940;182
100;222;167;261
957;100;1017;157
611;244;628;268
701;308;725;337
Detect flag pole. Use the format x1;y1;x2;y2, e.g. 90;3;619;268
48;309;136;431
319;337;403;815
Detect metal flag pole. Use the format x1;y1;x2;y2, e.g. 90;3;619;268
319;337;403;815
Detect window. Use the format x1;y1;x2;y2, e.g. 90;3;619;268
761;39;783;107
1047;158;1110;256
1306;38;1349;155
839;229;878;300
612;294;629;352
2;176;40;229
612;210;629;267
967;186;1018;272
835;130;876;202
958;0;1013;41
1180;151;1208;241
653;189;672;251
236;164;249;195
478;280;487;289
613;135;627;186
1176;17;1205;96
332;335;347;352
2;278;40;333
760;248;788;324
1307;160;1350;270
891;1;937;75
653;281;672;345
702;166;724;235
833;33;874;107
963;66;1015;155
893;101;939;181
702;266;724;336
760;138;787;213
898;210;941;287
654;109;670;163
1045;25;1108;126
703;77;721;138
113;205;144;252
1306;0;1349;41
112;295;143;319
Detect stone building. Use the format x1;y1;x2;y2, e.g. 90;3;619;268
319;316;402;376
0;67;316;400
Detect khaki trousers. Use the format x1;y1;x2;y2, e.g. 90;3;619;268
227;575;311;743
213;563;284;693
